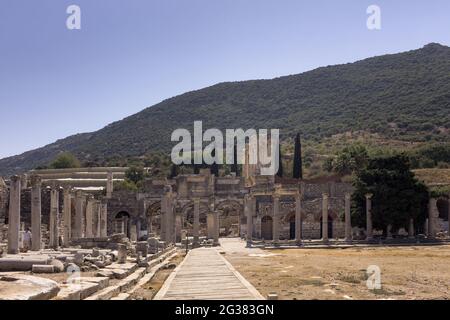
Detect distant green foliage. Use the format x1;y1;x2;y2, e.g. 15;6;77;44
114;180;138;192
50;152;81;169
351;155;429;234
125;166;146;184
325;144;369;175
408;143;450;168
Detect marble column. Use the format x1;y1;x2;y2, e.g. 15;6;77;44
246;195;253;245
448;197;450;238
295;193;302;244
7;175;21;254
106;171;113;199
49;187;60;249
322;193;329;242
408;218;415;239
62;187;72;247
74;191;84;238
365;193;373;241
85;196;94;238
207;213;214;239
213;210;219;246
96;201;102;237
344;193;352;242
30;175;42;251
428;198;437;239
272;195;280;244
100;202;108;237
193;198;200;247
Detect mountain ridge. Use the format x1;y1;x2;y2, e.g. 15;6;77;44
1;43;449;176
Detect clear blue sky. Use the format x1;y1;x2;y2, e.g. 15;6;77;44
1;0;449;159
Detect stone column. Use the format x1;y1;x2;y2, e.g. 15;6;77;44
7;176;21;254
344;193;352;242
85;196;94;238
213;210;219;246
96;201;102;237
193;198;200;247
408;218;415;239
428;198;436;239
365;193;373;241
175;214;182;243
49;187;60;249
448;196;450;239
106;171;113;199
207;213;214;239
272;195;280;244
387;224;393;239
62;187;72;247
322;193;329;242
100;202;108;237
30;175;42;251
246;195;253;245
74;191;84;238
295;193;302;245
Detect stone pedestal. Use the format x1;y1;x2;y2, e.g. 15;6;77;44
272;195;280;244
295;194;302;244
49;187;60;249
30;176;42;251
7;176;21;254
193;198;200;247
117;244;127;264
344;193;352;242
365;194;373;241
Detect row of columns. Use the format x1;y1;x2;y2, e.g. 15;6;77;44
7;175;108;254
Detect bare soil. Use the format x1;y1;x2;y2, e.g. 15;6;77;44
223;245;450;300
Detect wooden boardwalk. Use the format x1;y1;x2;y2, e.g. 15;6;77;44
154;248;264;300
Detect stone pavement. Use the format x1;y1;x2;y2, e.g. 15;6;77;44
154;244;264;300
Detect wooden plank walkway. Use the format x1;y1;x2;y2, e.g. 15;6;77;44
154;248;264;300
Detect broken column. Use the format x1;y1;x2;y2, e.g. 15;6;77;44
428;198;437;239
272;194;280;244
246;195;253;245
95;200;102;237
365;193;373;241
408;218;415;239
106;171;113;199
62;187;72;247
117;243;127;264
295;193;302;245
344;193;352;242
7;175;21;254
213;210;219;246
85;196;94;238
193;198;200;247
49;186;59;249
322;193;329;242
100;201;108;237
30;175;42;251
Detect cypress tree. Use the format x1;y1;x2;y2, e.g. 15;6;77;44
169;164;178;179
276;143;283;178
293;133;303;179
210;148;219;177
231;143;239;176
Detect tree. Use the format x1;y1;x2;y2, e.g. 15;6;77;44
125;166;145;184
276;144;283;178
210;148;219;177
332;144;369;175
351;155;429;235
50;152;81;169
293;133;303;179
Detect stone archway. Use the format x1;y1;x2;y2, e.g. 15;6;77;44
261;215;273;240
114;211;131;238
180;201;209;238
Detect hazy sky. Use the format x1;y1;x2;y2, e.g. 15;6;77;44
1;0;450;159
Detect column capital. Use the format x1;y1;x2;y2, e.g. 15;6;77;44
30;175;42;187
365;193;373;200
10;175;20;183
345;193;351;200
322;193;329;199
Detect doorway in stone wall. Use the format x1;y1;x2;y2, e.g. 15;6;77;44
261;215;273;240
